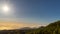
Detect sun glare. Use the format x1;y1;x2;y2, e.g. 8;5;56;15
2;5;10;12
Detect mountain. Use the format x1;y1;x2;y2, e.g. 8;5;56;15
0;21;60;34
25;21;60;34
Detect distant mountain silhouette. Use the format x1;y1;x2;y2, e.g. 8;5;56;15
20;27;31;30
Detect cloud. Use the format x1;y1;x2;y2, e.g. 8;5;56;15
0;21;40;30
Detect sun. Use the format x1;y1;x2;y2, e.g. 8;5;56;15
2;5;10;12
1;4;10;15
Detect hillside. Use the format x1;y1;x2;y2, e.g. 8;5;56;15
0;21;60;34
25;21;60;34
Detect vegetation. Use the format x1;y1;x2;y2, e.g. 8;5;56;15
0;21;60;34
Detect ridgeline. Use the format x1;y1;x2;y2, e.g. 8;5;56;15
0;21;60;34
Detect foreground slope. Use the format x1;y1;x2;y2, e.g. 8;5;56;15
25;21;60;34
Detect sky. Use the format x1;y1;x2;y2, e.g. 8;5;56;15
0;0;60;26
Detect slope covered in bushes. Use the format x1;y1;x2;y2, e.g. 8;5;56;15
25;21;60;34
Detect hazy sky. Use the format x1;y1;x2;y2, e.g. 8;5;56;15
0;0;60;25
